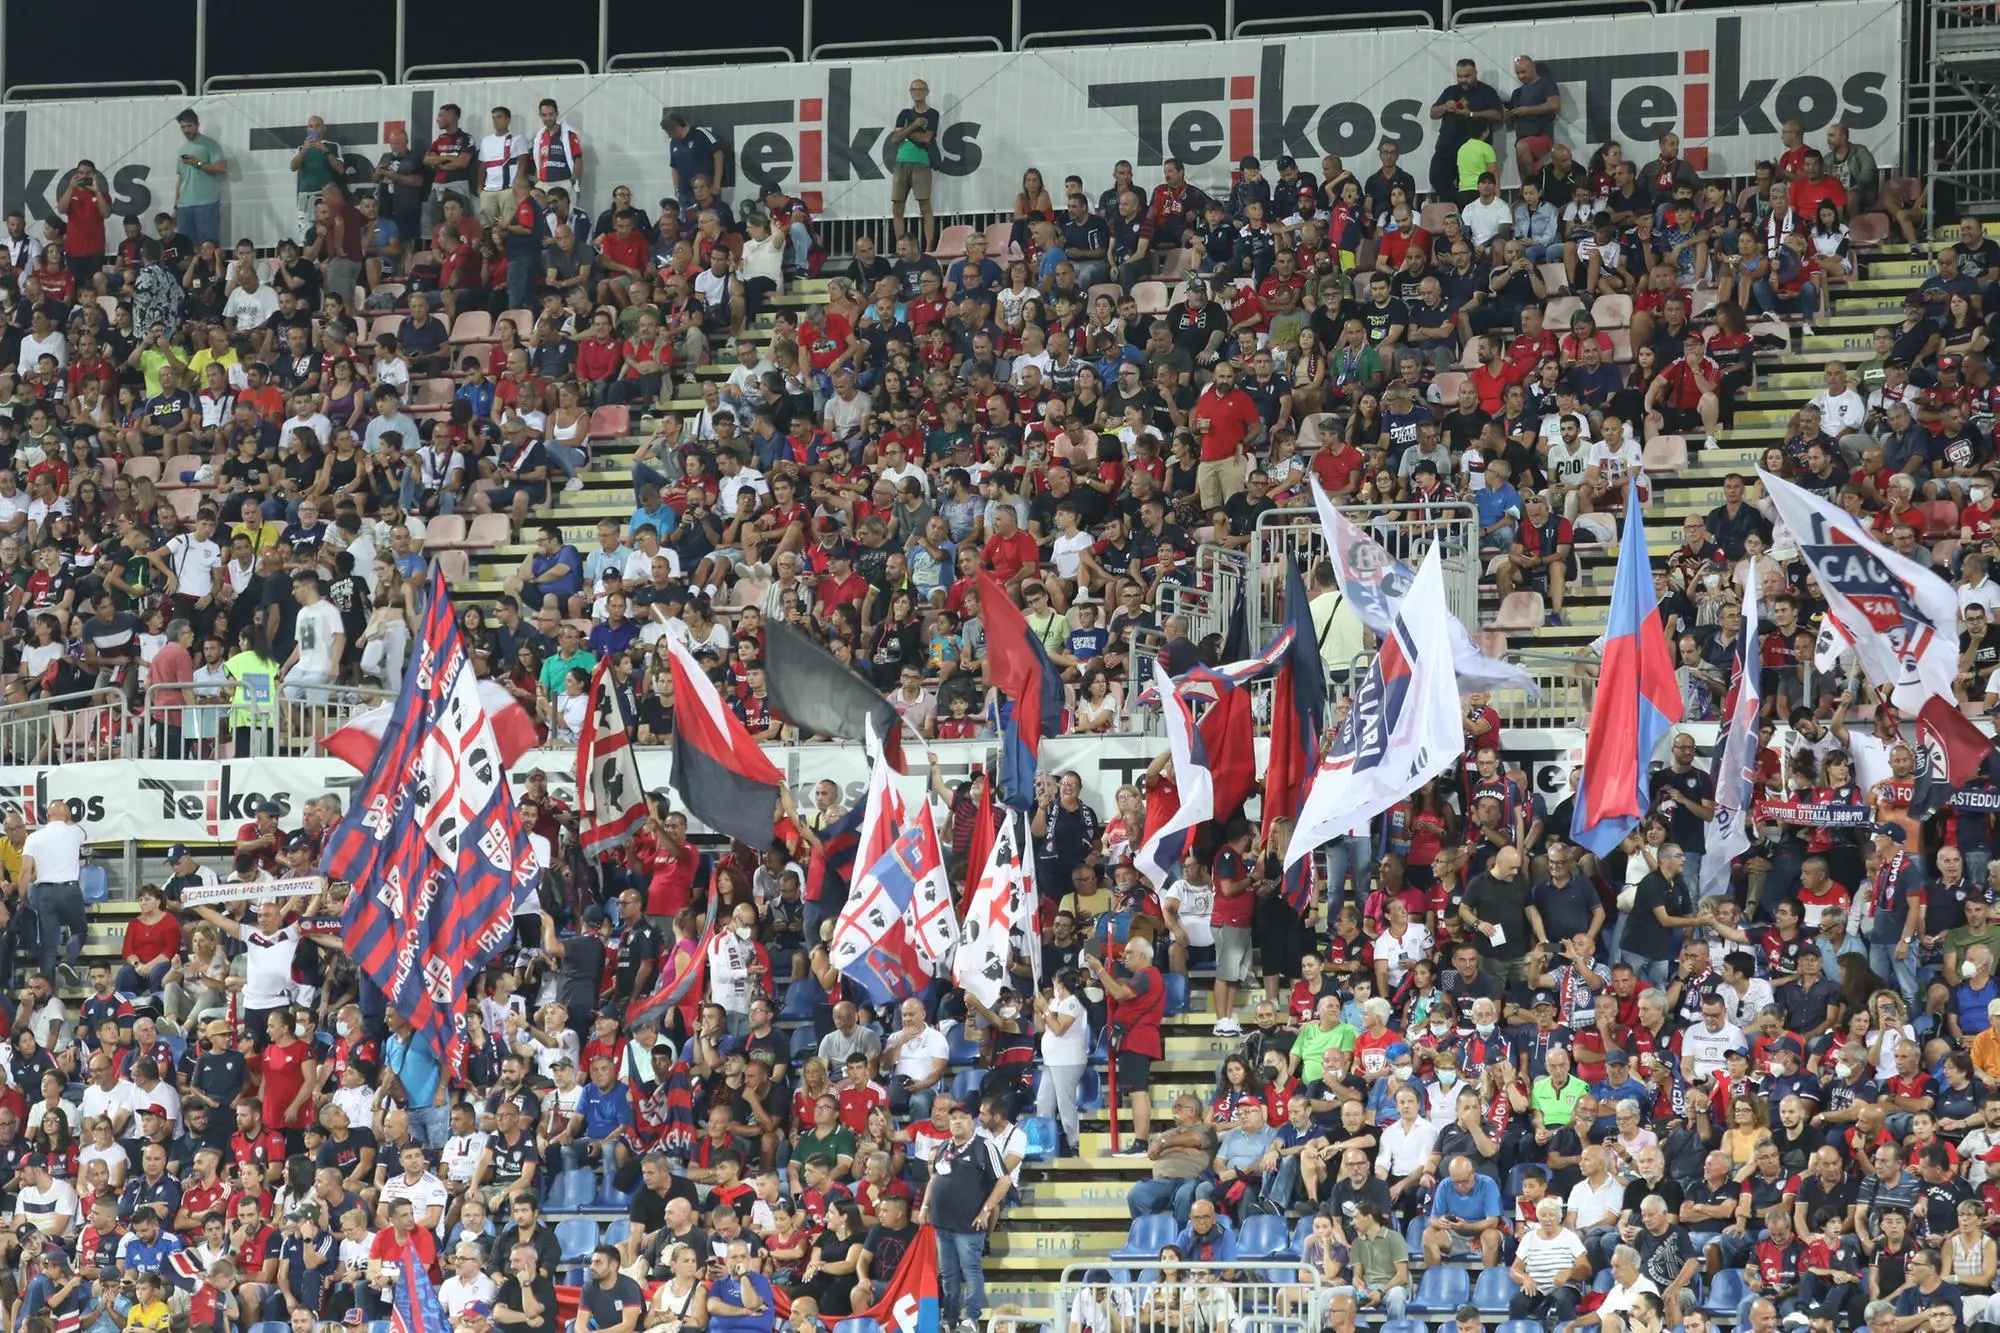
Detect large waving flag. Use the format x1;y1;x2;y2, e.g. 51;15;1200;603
1913;694;1997;820
1569;478;1684;857
388;1239;449;1333
955;809;1029;1007
1286;545;1462;867
325;676;537;772
1265;555;1329;917
1196;680;1258;818
761;618;908;772
979;572;1065;810
1137;662;1215;890
1760;468;1961;710
805;800;865;906
323;569;540;1078
899;798;960;974
826;732;935;1003
1702;575;1762;898
771;1223;943;1329
661;634;785;847
575;657;647;854
1312;478;1539;697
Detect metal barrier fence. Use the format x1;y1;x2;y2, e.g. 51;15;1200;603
0;689;130;766
1922;0;2000;209
132;682;393;760
1054;1261;1325;1333
1157;543;1250;653
1248;503;1480;649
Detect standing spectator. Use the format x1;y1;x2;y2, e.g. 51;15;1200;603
531;100;583;206
289;117;344;243
662;114;724;212
20;797;87;987
918;1103;1010;1333
1428;60;1503;201
171;110;228;245
888;80;940;253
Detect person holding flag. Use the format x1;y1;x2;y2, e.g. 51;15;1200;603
1703;576;1764;902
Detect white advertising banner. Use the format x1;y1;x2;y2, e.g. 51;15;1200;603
0;3;1900;241
2;730;1593;846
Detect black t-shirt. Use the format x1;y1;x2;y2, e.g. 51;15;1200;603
1649;765;1716;852
313;1127;377;1177
1324;1175;1392;1228
576;1275;644;1332
862;1219;921;1286
927;1134;1005;1232
1463;871;1531;960
1362;297;1409;345
615;918;664;995
496;1276;557;1333
486;1130;540;1186
1794;1172;1857;1234
1167;303;1228;357
627;1179;699;1235
1431;81;1503;153
1623;872;1687;961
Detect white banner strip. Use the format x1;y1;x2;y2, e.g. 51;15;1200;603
177;875;329;908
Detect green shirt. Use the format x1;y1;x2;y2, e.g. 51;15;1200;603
1529;1073;1587;1127
177;134;226;207
1292;1021;1352;1084
296;140;342;194
538;648;598;694
795;1126;857;1168
1351;1229;1409;1290
893;109;937;166
1457;138;1497;192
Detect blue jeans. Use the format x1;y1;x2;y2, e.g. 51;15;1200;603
117;959;171;994
1267;1156;1302;1211
408;1102;450;1148
543;438;587;481
1871;938;1919;1004
177;202;220;245
632;459;673;499
1072;260;1110;289
1752;277;1821;318
937;1227;988;1325
1323;834;1374;912
1619;951;1673;988
30;881;85;980
506;246;537;311
1128;1177;1202;1223
1480;521;1518;554
1681;852;1706;900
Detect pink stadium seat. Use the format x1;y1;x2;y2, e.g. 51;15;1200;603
1884;176;1920;206
157;456;205;489
1131;281;1169;315
928;225;971;260
982;223;1012;259
588;406;630;441
422;516;467;550
1608;328;1634;363
1848;213;1889;249
1431;371;1467;404
1488;591;1545;632
1642;435;1689;474
431;548;470;583
463;514;512;550
1537;263;1569;295
448;311;493;344
1591;294;1633;329
122;457;163;485
1925;500;1962;538
1543;296;1584;330
167;489;203;522
1419;202;1459;233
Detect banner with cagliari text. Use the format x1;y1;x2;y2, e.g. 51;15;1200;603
0;2;1899;241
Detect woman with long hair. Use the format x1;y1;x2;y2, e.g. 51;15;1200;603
1033;967;1089;1156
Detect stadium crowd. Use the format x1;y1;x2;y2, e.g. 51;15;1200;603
0;40;1993;1333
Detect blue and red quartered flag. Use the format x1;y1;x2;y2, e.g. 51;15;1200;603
805;800;865;907
1570;479;1683;856
389;1239;449;1333
1265;557;1328;915
323;568;542;1079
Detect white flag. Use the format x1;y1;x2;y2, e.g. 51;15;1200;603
900;799;959;974
954;809;1027;1008
1287;544;1464;866
1702;574;1762;899
1759;469;1960;709
1135;661;1214;890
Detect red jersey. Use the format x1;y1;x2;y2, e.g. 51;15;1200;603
230;1128;288;1170
1192;387;1260;463
258;1038;315;1130
982;530;1040;581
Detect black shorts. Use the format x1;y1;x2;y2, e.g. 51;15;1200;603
1658;406;1705;433
1115;1051;1154;1094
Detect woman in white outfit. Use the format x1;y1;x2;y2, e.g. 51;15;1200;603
1033;967;1089;1156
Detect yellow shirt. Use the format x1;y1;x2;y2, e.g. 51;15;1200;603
127;1300;172;1333
0;839;20;886
1457;138;1497;192
187;346;242;389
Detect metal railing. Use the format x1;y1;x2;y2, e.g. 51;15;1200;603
200;70;388;94
0;689;130;766
1054;1261;1324;1333
1924;0;2000;209
135;681;392;760
1248;502;1479;648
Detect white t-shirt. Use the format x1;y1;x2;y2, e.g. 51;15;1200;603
1680;1020;1747;1079
1378;1116;1438;1175
15;1178;77;1235
1545;436;1594;488
223;284;279;333
1811;388;1869;435
1372;923;1434;990
240;924;302;1008
1564;1175;1625;1230
1041;993;1090;1066
164;533;223;599
890;1025;951;1082
1161;877;1216;947
1050;531;1094;578
439;1136;489;1185
477;132;529;192
292;601;345;678
438;1272;498;1317
22;822;87;883
79;1079;142;1129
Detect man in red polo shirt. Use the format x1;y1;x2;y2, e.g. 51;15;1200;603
1787;150;1848;220
1191;361;1260;512
58;161;112;288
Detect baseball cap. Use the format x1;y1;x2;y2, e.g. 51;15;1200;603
1772;1036;1804;1057
1531;991;1557;1008
142;1104;169;1119
256;800;281;815
580;905;606;928
344;1312;365;1326
1941;355;1963;370
1872;822;1907;842
1239;155;1261;171
1604;1049;1630;1065
1784;1313;1811;1329
19;1153;45;1171
166;844;190;864
463;1304;492;1320
1233;1095;1262;1114
283;829;311;851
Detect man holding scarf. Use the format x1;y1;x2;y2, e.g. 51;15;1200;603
1863;823;1926;1002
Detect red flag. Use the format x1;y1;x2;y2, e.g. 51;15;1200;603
963;767;997;903
1198;683;1257;817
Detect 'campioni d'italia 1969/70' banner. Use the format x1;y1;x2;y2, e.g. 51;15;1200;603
0;2;1898;238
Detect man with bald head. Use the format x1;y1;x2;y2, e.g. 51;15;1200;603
1462;844;1534;985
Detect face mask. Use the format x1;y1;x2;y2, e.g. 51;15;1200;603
1835;1062;1853;1080
1430;1021;1451;1035
335;1020;352;1038
1393;1064;1412;1078
1967;961;1982;979
998;1006;1019;1021
1437;1070;1458;1087
735;925;754;941
1475;1023;1495;1038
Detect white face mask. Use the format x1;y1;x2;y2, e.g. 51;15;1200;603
998;1006;1019;1021
335;1020;352;1039
1835;1062;1853;1080
1475;1023;1495;1038
1430;1021;1451;1035
735;925;755;941
1437;1070;1458;1087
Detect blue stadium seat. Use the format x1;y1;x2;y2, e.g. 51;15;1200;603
1075;1067;1104;1111
789;1025;818;1059
595;1174;634;1209
1291;1216;1317;1253
602;1220;632;1248
1381;1321;1428;1333
1409;1267;1471;1316
947;1024;982;1065
1498;1321;1546;1333
555;1218;599;1265
1703;1271;1744;1314
80;865;108;904
1237;1213;1294;1260
162;1033;187;1068
1021;1115;1059;1161
544;1169;596;1213
1163;972;1189;1016
1592;1269;1615;1293
1403;1216;1426;1251
1112;1213;1179;1261
835;1321;885;1333
950;1068;985;1103
1504;1163;1534;1199
778;978;823;1022
1474;1269;1521;1313
251;1321;290;1333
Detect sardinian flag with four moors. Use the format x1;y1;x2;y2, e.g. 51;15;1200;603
323;569;542;1077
